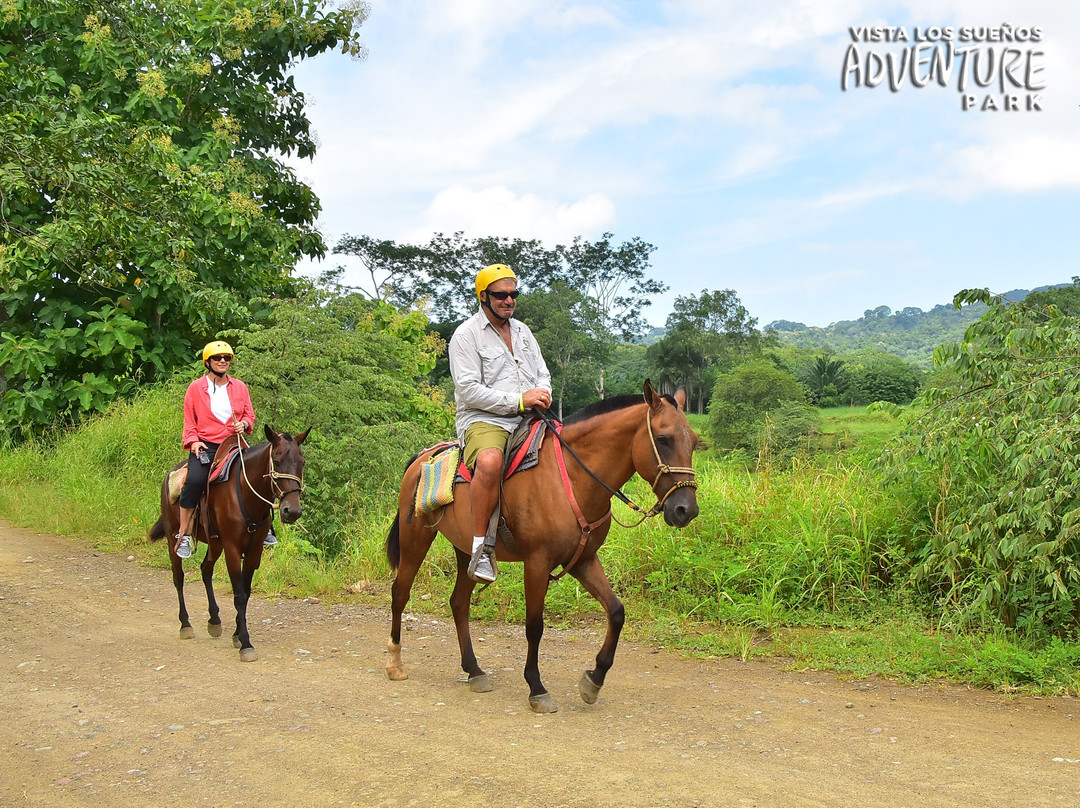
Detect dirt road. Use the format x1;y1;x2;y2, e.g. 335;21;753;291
1;520;1077;807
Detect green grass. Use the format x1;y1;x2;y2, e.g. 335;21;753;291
1;395;1077;696
814;406;905;452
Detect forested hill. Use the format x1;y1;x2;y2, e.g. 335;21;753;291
763;286;1057;366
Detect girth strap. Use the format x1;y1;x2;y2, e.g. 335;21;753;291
549;425;611;583
235;461;272;535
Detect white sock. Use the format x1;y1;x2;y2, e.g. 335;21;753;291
472;536;485;553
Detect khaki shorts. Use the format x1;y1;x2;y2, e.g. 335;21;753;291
461;421;511;470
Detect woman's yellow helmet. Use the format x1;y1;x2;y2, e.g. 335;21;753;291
475;263;518;302
202;340;235;362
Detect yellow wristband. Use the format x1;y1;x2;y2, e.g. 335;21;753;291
519;393;524;413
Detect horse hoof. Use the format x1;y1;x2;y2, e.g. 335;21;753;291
579;671;602;704
529;693;558;714
240;647;258;662
468;673;493;693
179;626;195;640
386;665;409;681
232;634;241;649
208;621;223;638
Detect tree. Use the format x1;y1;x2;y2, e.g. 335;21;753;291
221;270;451;555
801;353;849;407
1024;276;1080;317
332;231;561;323
557;233;665;397
0;0;367;438
847;352;922;405
885;289;1080;635
648;288;760;412
332;230;666;400
516;283;606;418
707;359;807;451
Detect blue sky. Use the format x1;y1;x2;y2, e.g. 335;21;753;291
287;0;1079;328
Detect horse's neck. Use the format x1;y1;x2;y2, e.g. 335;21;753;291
241;443;273;496
558;406;641;497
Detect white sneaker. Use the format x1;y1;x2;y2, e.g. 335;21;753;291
263;530;278;547
175;534;194;559
468;547;497;582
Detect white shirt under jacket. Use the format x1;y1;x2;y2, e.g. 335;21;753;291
448;309;552;441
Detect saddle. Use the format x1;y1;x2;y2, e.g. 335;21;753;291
410;413;555;526
166;435;248;503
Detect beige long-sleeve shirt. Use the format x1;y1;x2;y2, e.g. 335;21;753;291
448;310;551;440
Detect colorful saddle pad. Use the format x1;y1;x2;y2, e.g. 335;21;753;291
413;443;460;516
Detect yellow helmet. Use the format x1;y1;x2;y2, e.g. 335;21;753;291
475;263;518;302
202;340;235;362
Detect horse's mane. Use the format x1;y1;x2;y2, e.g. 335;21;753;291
562;391;678;426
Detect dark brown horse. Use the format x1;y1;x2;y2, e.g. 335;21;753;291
386;381;699;713
149;425;309;661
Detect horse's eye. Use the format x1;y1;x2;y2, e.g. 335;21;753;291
655;434;670;445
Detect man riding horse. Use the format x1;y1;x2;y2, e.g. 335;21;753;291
448;263;553;582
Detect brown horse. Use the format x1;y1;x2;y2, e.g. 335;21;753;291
386;381;699;713
149;425;309;661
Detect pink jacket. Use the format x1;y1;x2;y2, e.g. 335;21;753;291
181;375;256;451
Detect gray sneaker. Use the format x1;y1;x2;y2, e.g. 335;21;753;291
263;530;277;547
468;547;497;582
175;534;194;559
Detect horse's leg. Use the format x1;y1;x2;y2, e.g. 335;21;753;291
448;547;489;692
232;549;260;660
201;543;223;638
387;517;436;681
221;542;257;662
172;551;194;639
522;559;557;714
569;555;625;705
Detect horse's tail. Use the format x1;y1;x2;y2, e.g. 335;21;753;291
386;513;401;571
149;517;166;542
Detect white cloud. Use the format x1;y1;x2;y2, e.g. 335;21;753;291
954;135;1080;192
407;185;617;243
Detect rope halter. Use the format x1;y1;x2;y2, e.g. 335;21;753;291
642;406;698;515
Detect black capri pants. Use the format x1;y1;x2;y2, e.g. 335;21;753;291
178;442;220;508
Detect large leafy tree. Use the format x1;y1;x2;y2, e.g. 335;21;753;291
0;0;367;437
333;230;666;399
648;288;760;412
707;358;807;451
516;282;607;418
886;290;1080;635
333;231;561;323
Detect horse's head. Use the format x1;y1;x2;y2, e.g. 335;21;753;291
634;381;699;528
265;424;310;524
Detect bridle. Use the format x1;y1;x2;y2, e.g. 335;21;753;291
235;438;305;529
635;406;699;519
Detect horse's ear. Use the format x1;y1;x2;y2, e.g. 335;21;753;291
643;378;661;410
264;424;277;444
674;388;687;411
295;427;311;446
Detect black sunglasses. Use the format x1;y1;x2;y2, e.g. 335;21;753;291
209;355;232;362
487;290;521;301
